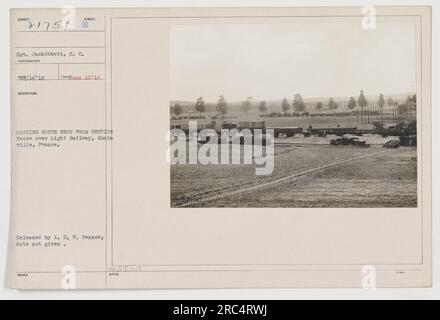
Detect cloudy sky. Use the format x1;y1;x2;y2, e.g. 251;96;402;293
170;21;416;102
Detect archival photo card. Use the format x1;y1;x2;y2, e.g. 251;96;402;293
9;6;431;289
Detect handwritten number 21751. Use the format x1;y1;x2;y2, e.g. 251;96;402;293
27;20;71;32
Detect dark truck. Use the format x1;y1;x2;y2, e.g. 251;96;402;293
383;140;401;149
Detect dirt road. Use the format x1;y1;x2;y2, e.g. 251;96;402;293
171;145;417;208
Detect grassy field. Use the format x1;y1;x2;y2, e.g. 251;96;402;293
170;143;417;208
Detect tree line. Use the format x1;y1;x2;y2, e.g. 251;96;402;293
172;91;417;118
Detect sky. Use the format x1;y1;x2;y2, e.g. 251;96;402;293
170;21;416;102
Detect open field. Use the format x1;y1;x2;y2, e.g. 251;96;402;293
170;143;417;208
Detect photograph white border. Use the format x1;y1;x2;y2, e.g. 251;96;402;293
0;0;438;300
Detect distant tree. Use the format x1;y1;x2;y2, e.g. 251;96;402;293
398;103;409;115
410;94;417;115
217;95;228;115
281;98;290;113
173;103;183;116
411;94;417;105
195;96;206;116
241;96;253;116
377;93;385;121
259;100;268;113
316;101;323;111
378;94;385;109
358;90;368;108
358;90;368;123
378;94;384;116
385;97;394;121
403;94;417;118
293;93;306;112
327;98;337;110
406;95;417;108
393;101;400;119
347;97;357;110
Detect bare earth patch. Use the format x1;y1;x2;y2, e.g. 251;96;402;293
171;144;417;208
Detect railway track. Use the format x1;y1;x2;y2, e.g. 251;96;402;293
175;149;391;208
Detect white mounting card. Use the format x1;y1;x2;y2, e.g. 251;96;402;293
10;6;431;289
